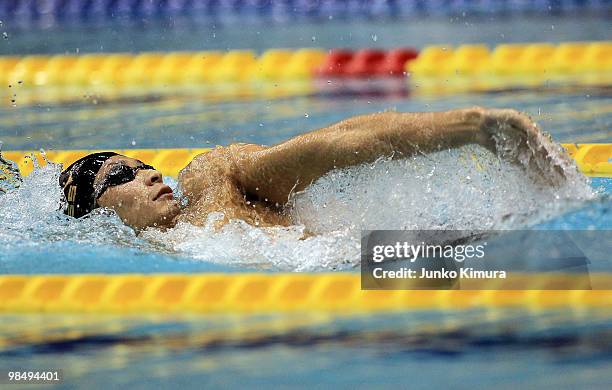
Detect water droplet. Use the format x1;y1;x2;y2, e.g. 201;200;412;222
311;36;316;42
131;140;136;146
304;113;309;118
2;32;8;40
371;34;378;42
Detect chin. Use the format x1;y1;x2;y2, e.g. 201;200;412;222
127;201;180;229
155;201;180;227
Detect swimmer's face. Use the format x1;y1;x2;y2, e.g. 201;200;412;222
95;156;180;229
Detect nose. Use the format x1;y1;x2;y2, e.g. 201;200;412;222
144;170;163;186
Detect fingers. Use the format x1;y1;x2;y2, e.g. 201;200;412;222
483;109;545;149
483;108;535;132
480;108;569;186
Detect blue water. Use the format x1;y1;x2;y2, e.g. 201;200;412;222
1;309;611;389
1;14;610;55
0;182;609;275
1;12;611;389
1;90;611;151
1;96;610;274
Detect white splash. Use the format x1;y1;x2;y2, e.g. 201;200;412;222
143;143;595;271
0;139;598;272
0;158;158;254
0;157;64;224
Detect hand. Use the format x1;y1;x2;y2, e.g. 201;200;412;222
482;108;540;149
479;108;572;185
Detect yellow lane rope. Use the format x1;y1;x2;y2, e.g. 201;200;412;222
0;49;325;105
0;274;610;314
3;144;611;178
407;41;612;93
1;43;608;89
0;42;609;105
0;49;325;87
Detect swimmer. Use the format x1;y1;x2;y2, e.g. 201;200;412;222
59;107;569;230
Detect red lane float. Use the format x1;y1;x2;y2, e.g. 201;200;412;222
316;49;355;77
316;48;419;78
380;48;419;76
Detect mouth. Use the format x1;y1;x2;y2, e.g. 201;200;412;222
153;185;174;201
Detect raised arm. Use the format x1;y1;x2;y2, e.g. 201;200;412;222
233;107;490;205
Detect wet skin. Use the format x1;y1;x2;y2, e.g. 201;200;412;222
95;156;180;230
95;107;570;230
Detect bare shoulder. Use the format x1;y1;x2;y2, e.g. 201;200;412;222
178;143;264;199
175;143;280;227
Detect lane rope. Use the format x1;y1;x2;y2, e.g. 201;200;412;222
1;42;609;106
0;273;611;314
3;144;610;178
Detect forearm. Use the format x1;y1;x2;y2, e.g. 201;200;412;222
321;108;485;158
237;108;486;204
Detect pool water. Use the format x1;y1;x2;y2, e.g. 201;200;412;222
2;14;610;55
1;308;612;389
0;141;609;273
1;89;611;150
0;88;610;273
0;12;611;389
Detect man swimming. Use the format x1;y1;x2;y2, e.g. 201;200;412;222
59;107;569;230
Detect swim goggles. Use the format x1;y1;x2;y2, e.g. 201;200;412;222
93;162;155;200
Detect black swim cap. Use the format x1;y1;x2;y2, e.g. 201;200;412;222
59;152;118;218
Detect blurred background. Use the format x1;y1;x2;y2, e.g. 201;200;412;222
0;1;611;388
0;1;610;152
